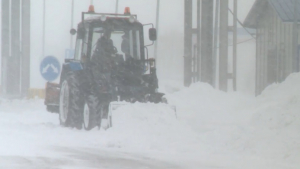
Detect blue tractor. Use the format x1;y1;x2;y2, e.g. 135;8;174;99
44;6;169;130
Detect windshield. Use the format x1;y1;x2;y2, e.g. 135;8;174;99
91;27;141;61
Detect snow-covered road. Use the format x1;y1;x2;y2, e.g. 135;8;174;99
0;100;186;169
0;147;181;169
1;73;300;168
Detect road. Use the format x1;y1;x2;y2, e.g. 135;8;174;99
0;147;181;169
0;99;191;169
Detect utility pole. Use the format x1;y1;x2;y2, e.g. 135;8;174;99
70;0;74;49
21;0;31;97
213;0;220;88
115;0;119;13
43;0;45;58
10;0;21;96
219;0;229;91
293;0;299;72
184;0;192;86
196;0;201;82
201;0;213;85
233;0;237;90
1;0;9;95
154;0;160;59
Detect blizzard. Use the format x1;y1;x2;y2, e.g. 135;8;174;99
1;73;300;169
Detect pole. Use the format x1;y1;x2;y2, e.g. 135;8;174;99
10;0;21;96
219;0;228;91
1;0;9;95
255;24;259;96
184;0;192;86
293;0;299;72
233;0;237;90
21;0;31;97
43;0;45;58
196;0;201;82
90;0;93;5
115;0;119;13
213;0;220;88
70;0;74;49
154;0;160;59
201;0;214;85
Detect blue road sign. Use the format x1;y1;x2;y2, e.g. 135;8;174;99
40;56;61;82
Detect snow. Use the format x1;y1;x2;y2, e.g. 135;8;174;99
1;73;300;168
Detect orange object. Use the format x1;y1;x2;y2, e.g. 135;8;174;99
124;7;131;15
88;5;95;13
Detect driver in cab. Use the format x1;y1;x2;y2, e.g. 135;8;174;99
92;28;116;73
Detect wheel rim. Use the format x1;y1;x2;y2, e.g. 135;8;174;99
83;103;90;128
59;81;69;123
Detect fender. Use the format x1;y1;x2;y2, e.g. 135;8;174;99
60;60;83;85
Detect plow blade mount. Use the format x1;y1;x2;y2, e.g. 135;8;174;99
107;102;177;128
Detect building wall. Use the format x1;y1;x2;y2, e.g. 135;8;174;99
256;4;295;95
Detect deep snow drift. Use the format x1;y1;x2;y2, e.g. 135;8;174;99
1;73;300;168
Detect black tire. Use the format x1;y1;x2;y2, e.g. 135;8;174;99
83;95;101;131
59;72;84;129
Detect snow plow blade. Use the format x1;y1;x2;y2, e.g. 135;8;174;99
107;102;177;128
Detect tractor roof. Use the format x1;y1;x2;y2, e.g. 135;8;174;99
78;12;142;28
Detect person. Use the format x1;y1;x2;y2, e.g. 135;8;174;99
90;28;116;94
92;28;116;73
94;28;115;59
121;32;131;61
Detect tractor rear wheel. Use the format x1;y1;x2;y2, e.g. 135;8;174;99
59;72;84;129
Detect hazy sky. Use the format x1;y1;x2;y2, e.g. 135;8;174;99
28;0;257;88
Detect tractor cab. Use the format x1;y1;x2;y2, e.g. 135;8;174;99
70;6;157;66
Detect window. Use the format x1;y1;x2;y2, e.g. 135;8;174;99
135;30;141;59
82;29;89;58
74;28;89;61
90;27;142;61
74;39;83;60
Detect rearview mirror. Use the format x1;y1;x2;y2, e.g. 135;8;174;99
70;28;77;35
149;28;157;41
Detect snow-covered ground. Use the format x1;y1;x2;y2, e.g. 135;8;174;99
1;73;300;168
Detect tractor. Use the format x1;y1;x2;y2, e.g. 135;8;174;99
44;6;172;130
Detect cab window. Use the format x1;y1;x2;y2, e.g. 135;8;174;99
74;27;89;61
90;27;142;61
